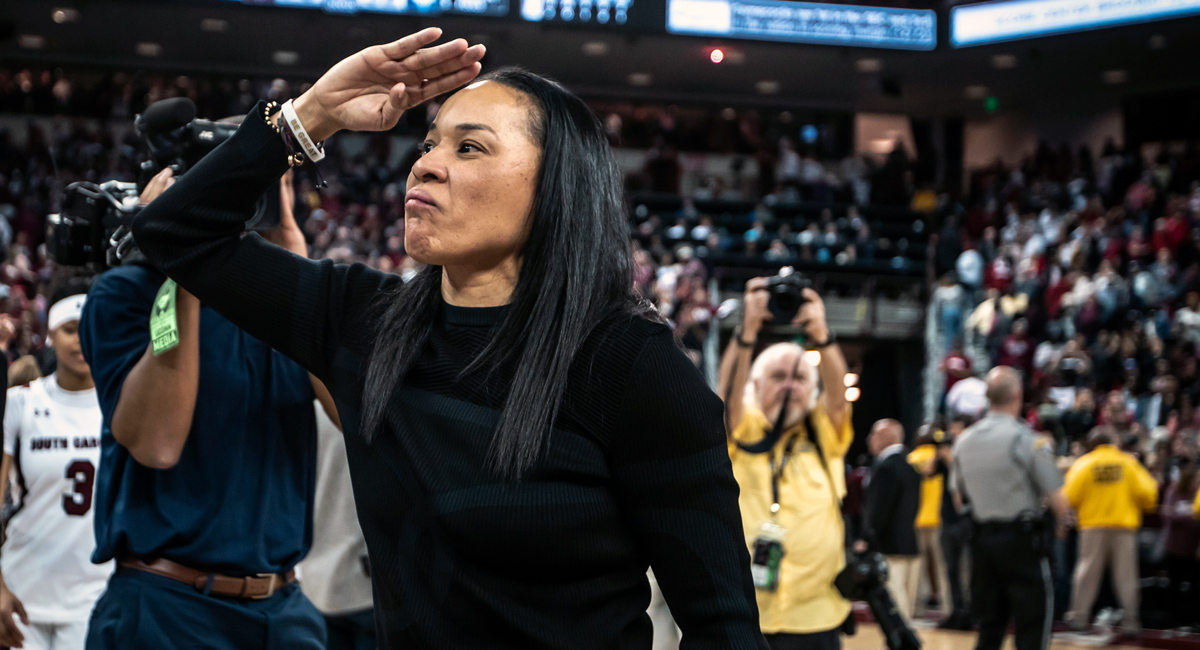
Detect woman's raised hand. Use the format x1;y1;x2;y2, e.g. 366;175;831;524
293;28;485;142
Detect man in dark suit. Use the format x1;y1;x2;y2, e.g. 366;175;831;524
860;419;922;622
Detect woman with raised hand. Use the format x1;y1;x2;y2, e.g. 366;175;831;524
132;28;766;649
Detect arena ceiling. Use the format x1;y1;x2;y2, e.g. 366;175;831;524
3;0;1200;117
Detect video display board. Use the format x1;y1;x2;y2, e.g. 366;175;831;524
667;0;937;50
951;0;1200;46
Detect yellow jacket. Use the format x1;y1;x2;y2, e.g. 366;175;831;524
908;445;942;529
729;403;853;634
1064;445;1158;530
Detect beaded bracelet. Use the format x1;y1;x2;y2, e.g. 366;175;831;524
262;100;327;188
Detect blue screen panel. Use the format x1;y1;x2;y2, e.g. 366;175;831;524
952;0;1200;46
666;0;937;51
224;0;508;17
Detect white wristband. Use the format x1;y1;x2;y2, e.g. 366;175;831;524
280;99;325;163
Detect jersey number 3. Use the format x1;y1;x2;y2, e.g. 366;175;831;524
62;460;95;516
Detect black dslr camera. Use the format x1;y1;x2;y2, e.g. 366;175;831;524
836;551;922;650
764;267;813;323
47;98;281;270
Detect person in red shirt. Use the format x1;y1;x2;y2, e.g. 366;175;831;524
1127;228;1153;265
940;338;973;396
1045;271;1076;320
997;318;1034;375
984;256;1014;294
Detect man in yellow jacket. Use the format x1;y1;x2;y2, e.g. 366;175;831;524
720;277;851;650
1063;427;1158;634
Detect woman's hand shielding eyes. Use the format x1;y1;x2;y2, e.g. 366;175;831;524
293;28;486;142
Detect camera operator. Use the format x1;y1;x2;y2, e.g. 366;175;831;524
79;168;338;650
719;276;851;650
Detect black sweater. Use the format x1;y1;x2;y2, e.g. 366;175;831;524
131;103;766;649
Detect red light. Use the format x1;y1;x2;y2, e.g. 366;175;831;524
710;48;724;63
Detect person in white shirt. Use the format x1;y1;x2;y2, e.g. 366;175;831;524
0;290;112;650
296;401;375;650
1175;291;1200;345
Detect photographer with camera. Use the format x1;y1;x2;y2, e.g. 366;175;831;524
719;275;852;650
78;168;337;650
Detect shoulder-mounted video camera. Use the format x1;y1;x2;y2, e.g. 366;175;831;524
47;97;282;270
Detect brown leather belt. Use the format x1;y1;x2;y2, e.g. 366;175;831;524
119;557;296;600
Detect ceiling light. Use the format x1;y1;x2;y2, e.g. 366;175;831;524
273;50;300;65
803;350;821;367
627;73;653;87
52;8;80;23
581;41;609;56
18;35;46;49
844;373;859;387
845;386;861;402
856;58;882;73
1102;69;1128;84
201;18;229;33
991;53;1018;69
136;42;162;57
755;80;780;95
1149;34;1167;50
710;48;725;63
965;84;988;99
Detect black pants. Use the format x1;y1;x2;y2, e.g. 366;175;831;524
971;525;1053;650
765;628;841;650
325;608;376;650
940;520;970;616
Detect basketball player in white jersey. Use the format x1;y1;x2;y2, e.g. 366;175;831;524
0;291;112;650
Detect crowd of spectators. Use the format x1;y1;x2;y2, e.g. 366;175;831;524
931;139;1200;632
8;58;1200;638
0;66;939;372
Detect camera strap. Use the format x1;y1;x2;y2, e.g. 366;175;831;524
769;433;799;515
724;353;800;454
150;279;180;356
803;413;847;515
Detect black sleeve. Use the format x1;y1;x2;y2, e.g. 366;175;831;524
864;465;899;551
607;329;767;650
933;457;950;477
130;102;398;386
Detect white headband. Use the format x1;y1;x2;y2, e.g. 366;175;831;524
48;294;87;331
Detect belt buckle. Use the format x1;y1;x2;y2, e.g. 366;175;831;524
247;573;279;600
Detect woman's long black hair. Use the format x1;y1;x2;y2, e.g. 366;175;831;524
361;67;655;479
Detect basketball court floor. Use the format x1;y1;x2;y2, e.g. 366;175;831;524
845;624;1146;650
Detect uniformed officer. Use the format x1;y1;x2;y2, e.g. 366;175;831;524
951;367;1070;650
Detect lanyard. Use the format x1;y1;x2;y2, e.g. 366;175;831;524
768;433;800;516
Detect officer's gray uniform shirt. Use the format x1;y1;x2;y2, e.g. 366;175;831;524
951;412;1063;522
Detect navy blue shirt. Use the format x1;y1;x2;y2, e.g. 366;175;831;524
80;264;316;574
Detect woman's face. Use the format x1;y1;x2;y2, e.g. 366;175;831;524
51;320;90;378
405;81;542;270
